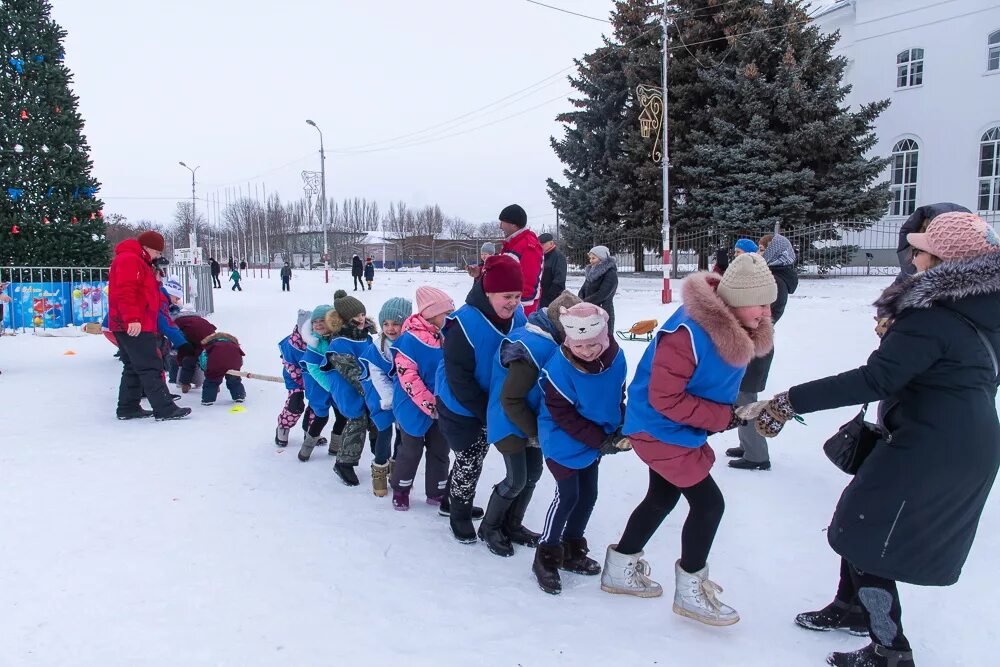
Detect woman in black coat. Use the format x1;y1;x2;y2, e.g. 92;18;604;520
743;213;1000;667
351;255;365;291
578;245;618;333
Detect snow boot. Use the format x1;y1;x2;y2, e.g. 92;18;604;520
725;446;744;458
532;543;563;595
600;544;663;598
334;462;360;487
827;643;915;667
477;488;515;557
448;496;478;544
298;433;320;462
672;560;739;626
560;537;601;575
117;407;154;420
275;427;290;447
371;462;389;497
392;488;410;511
201;400;214;406
502;486;541;547
728;458;771;471
155;406;191;421
438;494;484;520
796;599;869;636
327;433;342;456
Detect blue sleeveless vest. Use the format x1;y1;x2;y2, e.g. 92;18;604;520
434;304;527;419
302;337;334;415
308;335;371;420
278;334;306;390
390;330;443;438
359;341;395;431
623;308;747;447
486;327;558;445
537;347;627;469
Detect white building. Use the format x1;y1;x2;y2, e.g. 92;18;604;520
812;0;1000;221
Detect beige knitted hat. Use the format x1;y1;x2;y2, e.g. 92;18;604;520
716;253;777;308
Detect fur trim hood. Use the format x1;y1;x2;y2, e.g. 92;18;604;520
201;331;241;347
681;272;773;367
875;252;1000;318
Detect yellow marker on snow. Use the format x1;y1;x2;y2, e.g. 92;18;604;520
229;405;246;413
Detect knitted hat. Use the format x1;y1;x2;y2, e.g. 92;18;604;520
416;286;455;319
379;297;413;325
312;304;334;321
481;255;523;294
559;303;610;354
734;238;758;254
546;290;582;339
480;241;496;256
137;231;165;252
589;245;610;261
163;274;184;300
717;254;777;308
333;289;366;321
907;212;1000;261
537;233;554;244
498;204;527;228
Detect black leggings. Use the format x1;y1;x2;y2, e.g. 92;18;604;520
835;558;910;651
616;469;724;574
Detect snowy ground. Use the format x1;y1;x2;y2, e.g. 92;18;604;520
1;268;996;666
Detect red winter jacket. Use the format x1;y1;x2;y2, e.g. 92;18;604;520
108;239;160;332
501;228;544;314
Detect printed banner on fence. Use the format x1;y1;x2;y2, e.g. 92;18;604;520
1;281;109;329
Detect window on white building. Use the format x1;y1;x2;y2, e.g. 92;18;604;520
989;31;1000;72
980;127;1000;212
896;48;924;87
889;139;919;217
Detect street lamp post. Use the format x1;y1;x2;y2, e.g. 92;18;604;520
305;120;328;268
178;161;201;252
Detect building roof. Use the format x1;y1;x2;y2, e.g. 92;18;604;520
808;0;852;20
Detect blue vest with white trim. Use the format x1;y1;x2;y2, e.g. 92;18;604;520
486;327;558;444
359;341;395;431
306;335;371;420
390;330;443;438
623;307;746;447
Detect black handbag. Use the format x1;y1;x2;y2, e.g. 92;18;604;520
823;403;883;475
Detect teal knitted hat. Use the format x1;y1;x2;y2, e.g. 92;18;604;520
379;297;413;325
311;304;334;321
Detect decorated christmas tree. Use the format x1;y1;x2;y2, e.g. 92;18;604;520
0;0;108;266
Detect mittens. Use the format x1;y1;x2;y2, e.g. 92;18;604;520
598;430;632;456
753;391;797;438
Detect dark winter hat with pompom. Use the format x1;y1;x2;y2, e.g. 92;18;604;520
334;288;366;322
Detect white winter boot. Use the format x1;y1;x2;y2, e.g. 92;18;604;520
672;560;739;626
599;544;663;598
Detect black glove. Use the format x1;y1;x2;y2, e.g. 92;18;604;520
598;429;630;456
176;343;195;358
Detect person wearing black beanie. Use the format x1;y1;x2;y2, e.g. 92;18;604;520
498;203;544;316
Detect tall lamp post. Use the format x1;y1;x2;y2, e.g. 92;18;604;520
178;161;201;251
305;120;328;268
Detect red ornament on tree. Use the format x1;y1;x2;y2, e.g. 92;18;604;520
42;216;49;224
10;225;20;234
97;210;103;219
89;212;95;220
55;105;61;113
71;216;79;224
20;110;28;120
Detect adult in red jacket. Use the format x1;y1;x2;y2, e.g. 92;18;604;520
498;204;544;316
108;231;189;421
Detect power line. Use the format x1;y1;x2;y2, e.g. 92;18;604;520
523;0;609;23
854;4;998;42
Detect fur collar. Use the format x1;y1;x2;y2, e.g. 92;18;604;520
875;252;1000;317
681;272;773;367
201;331;239;346
583;257;616;283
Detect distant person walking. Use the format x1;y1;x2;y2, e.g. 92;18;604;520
209;257;222;288
364;257;375;289
280;263;292;292
230;268;243;291
352;254;366;291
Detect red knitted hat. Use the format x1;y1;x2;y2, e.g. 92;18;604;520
137;230;165;252
481;255;523;294
907;212;1000;261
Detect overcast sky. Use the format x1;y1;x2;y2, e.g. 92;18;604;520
52;0;621;231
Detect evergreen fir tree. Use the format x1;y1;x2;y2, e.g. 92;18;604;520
0;0;108;266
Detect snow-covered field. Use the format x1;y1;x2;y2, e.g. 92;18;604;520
1;268;996;666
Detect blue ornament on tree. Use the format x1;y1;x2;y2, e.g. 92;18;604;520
46;186;55;197
34;55;45;62
7;187;24;201
81;186;97;198
9;57;25;74
71;186;79;199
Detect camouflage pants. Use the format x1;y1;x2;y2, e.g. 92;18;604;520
335;416;369;466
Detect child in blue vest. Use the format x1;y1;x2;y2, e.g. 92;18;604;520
297;304;339;461
478;290;581;558
359;297;412;497
600;254;775;627
436;255;527;542
532;302;628;595
388;287;455;511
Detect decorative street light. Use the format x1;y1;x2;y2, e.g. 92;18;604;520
305;120;328;267
178;161;201;250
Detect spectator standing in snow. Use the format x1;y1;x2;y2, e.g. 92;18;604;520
466;241;496;278
364;257;375;290
280;263;292;292
498;204;544;316
0;283;10;375
108;231;190;421
239;259;247;271
578;245;619;334
537;233;567;309
351;254;366;291
600;254;776;627
727;233;799;471
229;268;242;291
209;257;222;288
742;212;1000;667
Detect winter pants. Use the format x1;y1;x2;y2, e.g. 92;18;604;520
495;438;544;500
114;332;176;417
439;403;490;503
616;468;725;574
372;426;393;466
835;558;911;652
366;280;373;289
540;459;599;547
277;389;306;429
389;423;451;499
736;391;770;463
202;375;246;404
353;275;366;291
336;415;368;466
166;352;179;384
212;273;222;288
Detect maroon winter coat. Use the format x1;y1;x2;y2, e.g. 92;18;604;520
174;314;217;365
200;332;245;383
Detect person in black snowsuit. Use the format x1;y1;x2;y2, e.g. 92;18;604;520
280;263;292;291
209;257;222;288
743;212;1000;667
351;255;365;291
364;258;375;289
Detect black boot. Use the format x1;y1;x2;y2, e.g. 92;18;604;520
796;599;869;636
477;489;515;557
448;496;478;544
334;462;360;486
155;406;191;421
438;492;484;520
117;407;154;420
827;643;914;667
502;486;541;547
560;537;601;575
532;543;563;595
725;446;745;458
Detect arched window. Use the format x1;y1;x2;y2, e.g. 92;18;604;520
896;48;924;87
989;30;1000;71
890;139;919;217
980;127;1000;212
